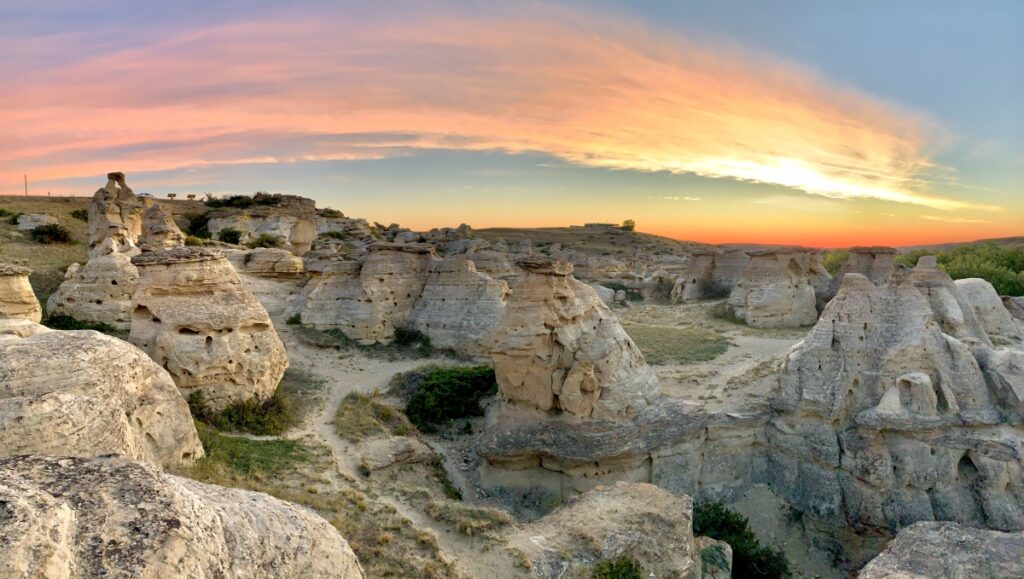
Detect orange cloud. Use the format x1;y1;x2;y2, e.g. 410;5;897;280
0;6;988;212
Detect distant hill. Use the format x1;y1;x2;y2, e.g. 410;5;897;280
899;236;1024;253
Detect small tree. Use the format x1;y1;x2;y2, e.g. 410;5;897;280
621;219;636;232
217;227;243;245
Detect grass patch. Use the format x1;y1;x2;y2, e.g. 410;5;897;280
423;498;512;536
430;455;462;501
399;365;497;433
191;421;308;479
592;555;644;579
694;501;790;579
245;233;284;249
622;323;729;365
70;208;89;221
31;223;73;244
319;230;350;240
187;367;320;435
286;312;302;325
709;302;745;325
334;392;417;442
184;235;205;246
42;314;122;336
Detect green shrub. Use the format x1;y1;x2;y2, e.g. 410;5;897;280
193;421;307;477
709;302;745;324
620;219;636;232
245;233;285;249
31;223;73;244
404;365;497;433
319;230;350;240
204;193;282;209
43;314;118;335
7;212;23;225
393;325;432;353
694;501;790;578
188;388;295;436
822;249;849;275
592;555;643;579
318;208;345;218
895;243;1024;296
286;312;302;325
217;227;243;245
185;235;205;246
70;208;89;221
185;213;211;238
0;208;12;218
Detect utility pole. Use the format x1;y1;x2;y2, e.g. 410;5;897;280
24;174;28;196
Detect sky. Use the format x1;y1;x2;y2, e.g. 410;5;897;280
1;0;1021;247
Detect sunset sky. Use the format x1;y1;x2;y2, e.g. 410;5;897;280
2;1;1021;247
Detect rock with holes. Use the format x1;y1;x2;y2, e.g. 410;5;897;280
138;203;185;251
0;264;41;323
88;172;144;258
506;482;720;578
489;256;658;420
47;253;139;330
299;243;437;344
226;248;305;278
0;455;364;579
727;248;820;328
408;255;510;355
954;278;1021;341
0;324;202;468
859;522;1024;579
129;247;288;411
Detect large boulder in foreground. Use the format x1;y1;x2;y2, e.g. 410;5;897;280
0;264;41;323
859;522;1024;579
130;247;288;411
0;324;202;468
0;455;364;579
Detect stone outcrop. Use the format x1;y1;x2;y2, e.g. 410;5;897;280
0;455;364;578
130;247;288;410
859;522;1024;579
489;257;659;420
88;172;144;258
833;246;895;286
1004;296;1024;321
300;243;437;344
0;264;41;323
226;248;305;278
911;256;990;345
954;278;1021;341
727;248;820;328
14;213;58;231
46;254;139;330
507;482;728;579
138;203;185;251
0;324;202;468
408;256;510;355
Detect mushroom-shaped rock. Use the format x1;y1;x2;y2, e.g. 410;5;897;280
0;455;365;578
139;203;186;251
129;247;288;411
489;256;658;420
0;264;41;322
0;325;203;468
88;172;144;258
859;522;1024;579
727;248;819;328
46;253;139;330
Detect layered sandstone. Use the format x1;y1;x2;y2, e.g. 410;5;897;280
911;256;990;344
227;248;305;278
46;254;139;330
130;247;288;410
0;325;202;468
0;264;41;323
489;257;658;420
727;248;819;328
859;522;1024;579
88;172;144;258
0;455;364;578
138;203;185;251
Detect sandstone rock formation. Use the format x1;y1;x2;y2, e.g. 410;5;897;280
46;254;139;330
954;278;1021;341
226;248;305;278
835;245;895;284
0;264;41;323
507;482;727;579
138;203;185;251
14;213;58;231
1004;296;1024;321
727;248;819;328
489;257;658;420
859;522;1024;579
88;172;144;258
0;325;202;468
0;455;364;578
911;255;990;344
408;256;510;355
130;247;288;410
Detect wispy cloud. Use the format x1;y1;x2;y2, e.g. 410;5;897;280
649;196;701;202
921;215;991;224
0;4;990;211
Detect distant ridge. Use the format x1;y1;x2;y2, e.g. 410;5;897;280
899;236;1024;253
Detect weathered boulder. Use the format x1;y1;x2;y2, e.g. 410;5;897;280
489;257;658;420
138;203;185;251
0;264;41;323
727;248;819;328
954;278;1021;341
408;256;510;355
0;455;364;578
358;436;434;475
834;246;895;287
911;256;990;345
88;172;144;258
0;325;202;468
47;254;139;330
859;522;1024;579
14;213;58;231
465;249;520;281
506;482;725;579
1004;296;1024;321
300;243;436;344
226;248;305;278
130;247;288;410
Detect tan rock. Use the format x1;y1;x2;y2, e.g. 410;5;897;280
138;203;185;251
46;253;139;330
88;172;144;258
130;247;288;410
912;256;990;345
14;213;58;231
0;264;41;323
227;248;305;278
0;325;202;468
0;455;364;579
954;278;1021;340
859;522;1024;579
1004;296;1024;321
358;436;434;474
489;257;658;420
727;248;819;328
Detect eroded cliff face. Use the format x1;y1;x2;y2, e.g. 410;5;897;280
0;455;365;579
727;249;821;328
859;522;1024;579
0;324;202;468
911;256;991;345
130;247;288;410
0;264;42;323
